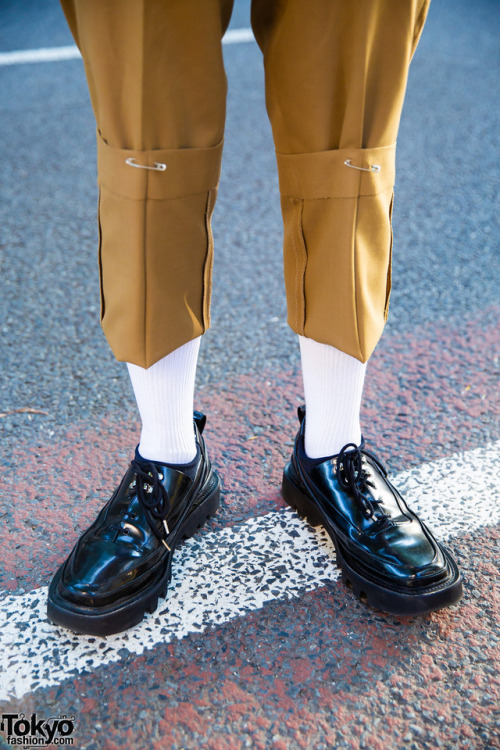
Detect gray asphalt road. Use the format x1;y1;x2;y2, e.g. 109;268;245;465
1;4;499;749
0;0;498;439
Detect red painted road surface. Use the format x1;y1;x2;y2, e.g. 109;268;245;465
1;307;499;749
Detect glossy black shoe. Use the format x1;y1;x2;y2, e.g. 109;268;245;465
47;411;220;636
282;406;463;616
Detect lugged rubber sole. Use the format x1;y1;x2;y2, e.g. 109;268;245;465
47;475;221;636
282;462;463;616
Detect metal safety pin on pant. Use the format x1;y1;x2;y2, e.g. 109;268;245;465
125;157;167;171
344;159;381;173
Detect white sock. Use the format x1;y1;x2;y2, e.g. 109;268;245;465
126;337;201;464
298;335;367;458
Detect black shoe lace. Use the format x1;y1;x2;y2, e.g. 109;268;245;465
130;458;173;549
335;443;391;526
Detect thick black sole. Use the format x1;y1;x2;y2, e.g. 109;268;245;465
282;462;463;617
47;475;221;637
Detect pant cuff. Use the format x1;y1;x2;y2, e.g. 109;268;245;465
277;145;396;363
96;133;223;368
276;143;395;200
97;131;224;200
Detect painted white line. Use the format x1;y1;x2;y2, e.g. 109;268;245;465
0;513;337;702
0;45;80;66
0;440;498;701
0;29;255;67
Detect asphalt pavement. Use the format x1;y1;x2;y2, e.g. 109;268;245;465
0;1;499;748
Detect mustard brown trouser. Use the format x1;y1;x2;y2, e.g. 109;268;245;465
61;0;430;368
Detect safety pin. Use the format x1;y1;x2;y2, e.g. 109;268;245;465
344;159;381;173
125;157;167;171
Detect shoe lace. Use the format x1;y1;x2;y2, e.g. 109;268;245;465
335;443;391;526
130;458;173;550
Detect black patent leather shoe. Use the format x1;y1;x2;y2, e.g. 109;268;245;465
47;411;220;636
282;406;463;616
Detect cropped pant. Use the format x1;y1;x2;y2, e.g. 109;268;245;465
61;0;430;368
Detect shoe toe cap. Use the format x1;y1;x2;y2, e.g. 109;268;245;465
376;522;450;586
59;539;146;606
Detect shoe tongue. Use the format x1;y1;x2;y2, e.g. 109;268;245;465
297;432;337;471
134;444;200;482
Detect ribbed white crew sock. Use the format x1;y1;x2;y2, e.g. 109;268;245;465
126;337;201;464
298;335;367;458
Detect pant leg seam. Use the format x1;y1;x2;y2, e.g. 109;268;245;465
142;172;149;367
352;190;363;360
202;189;216;330
291;198;307;335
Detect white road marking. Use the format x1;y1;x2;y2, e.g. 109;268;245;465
0;29;255;67
0;440;498;701
0;45;80;66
